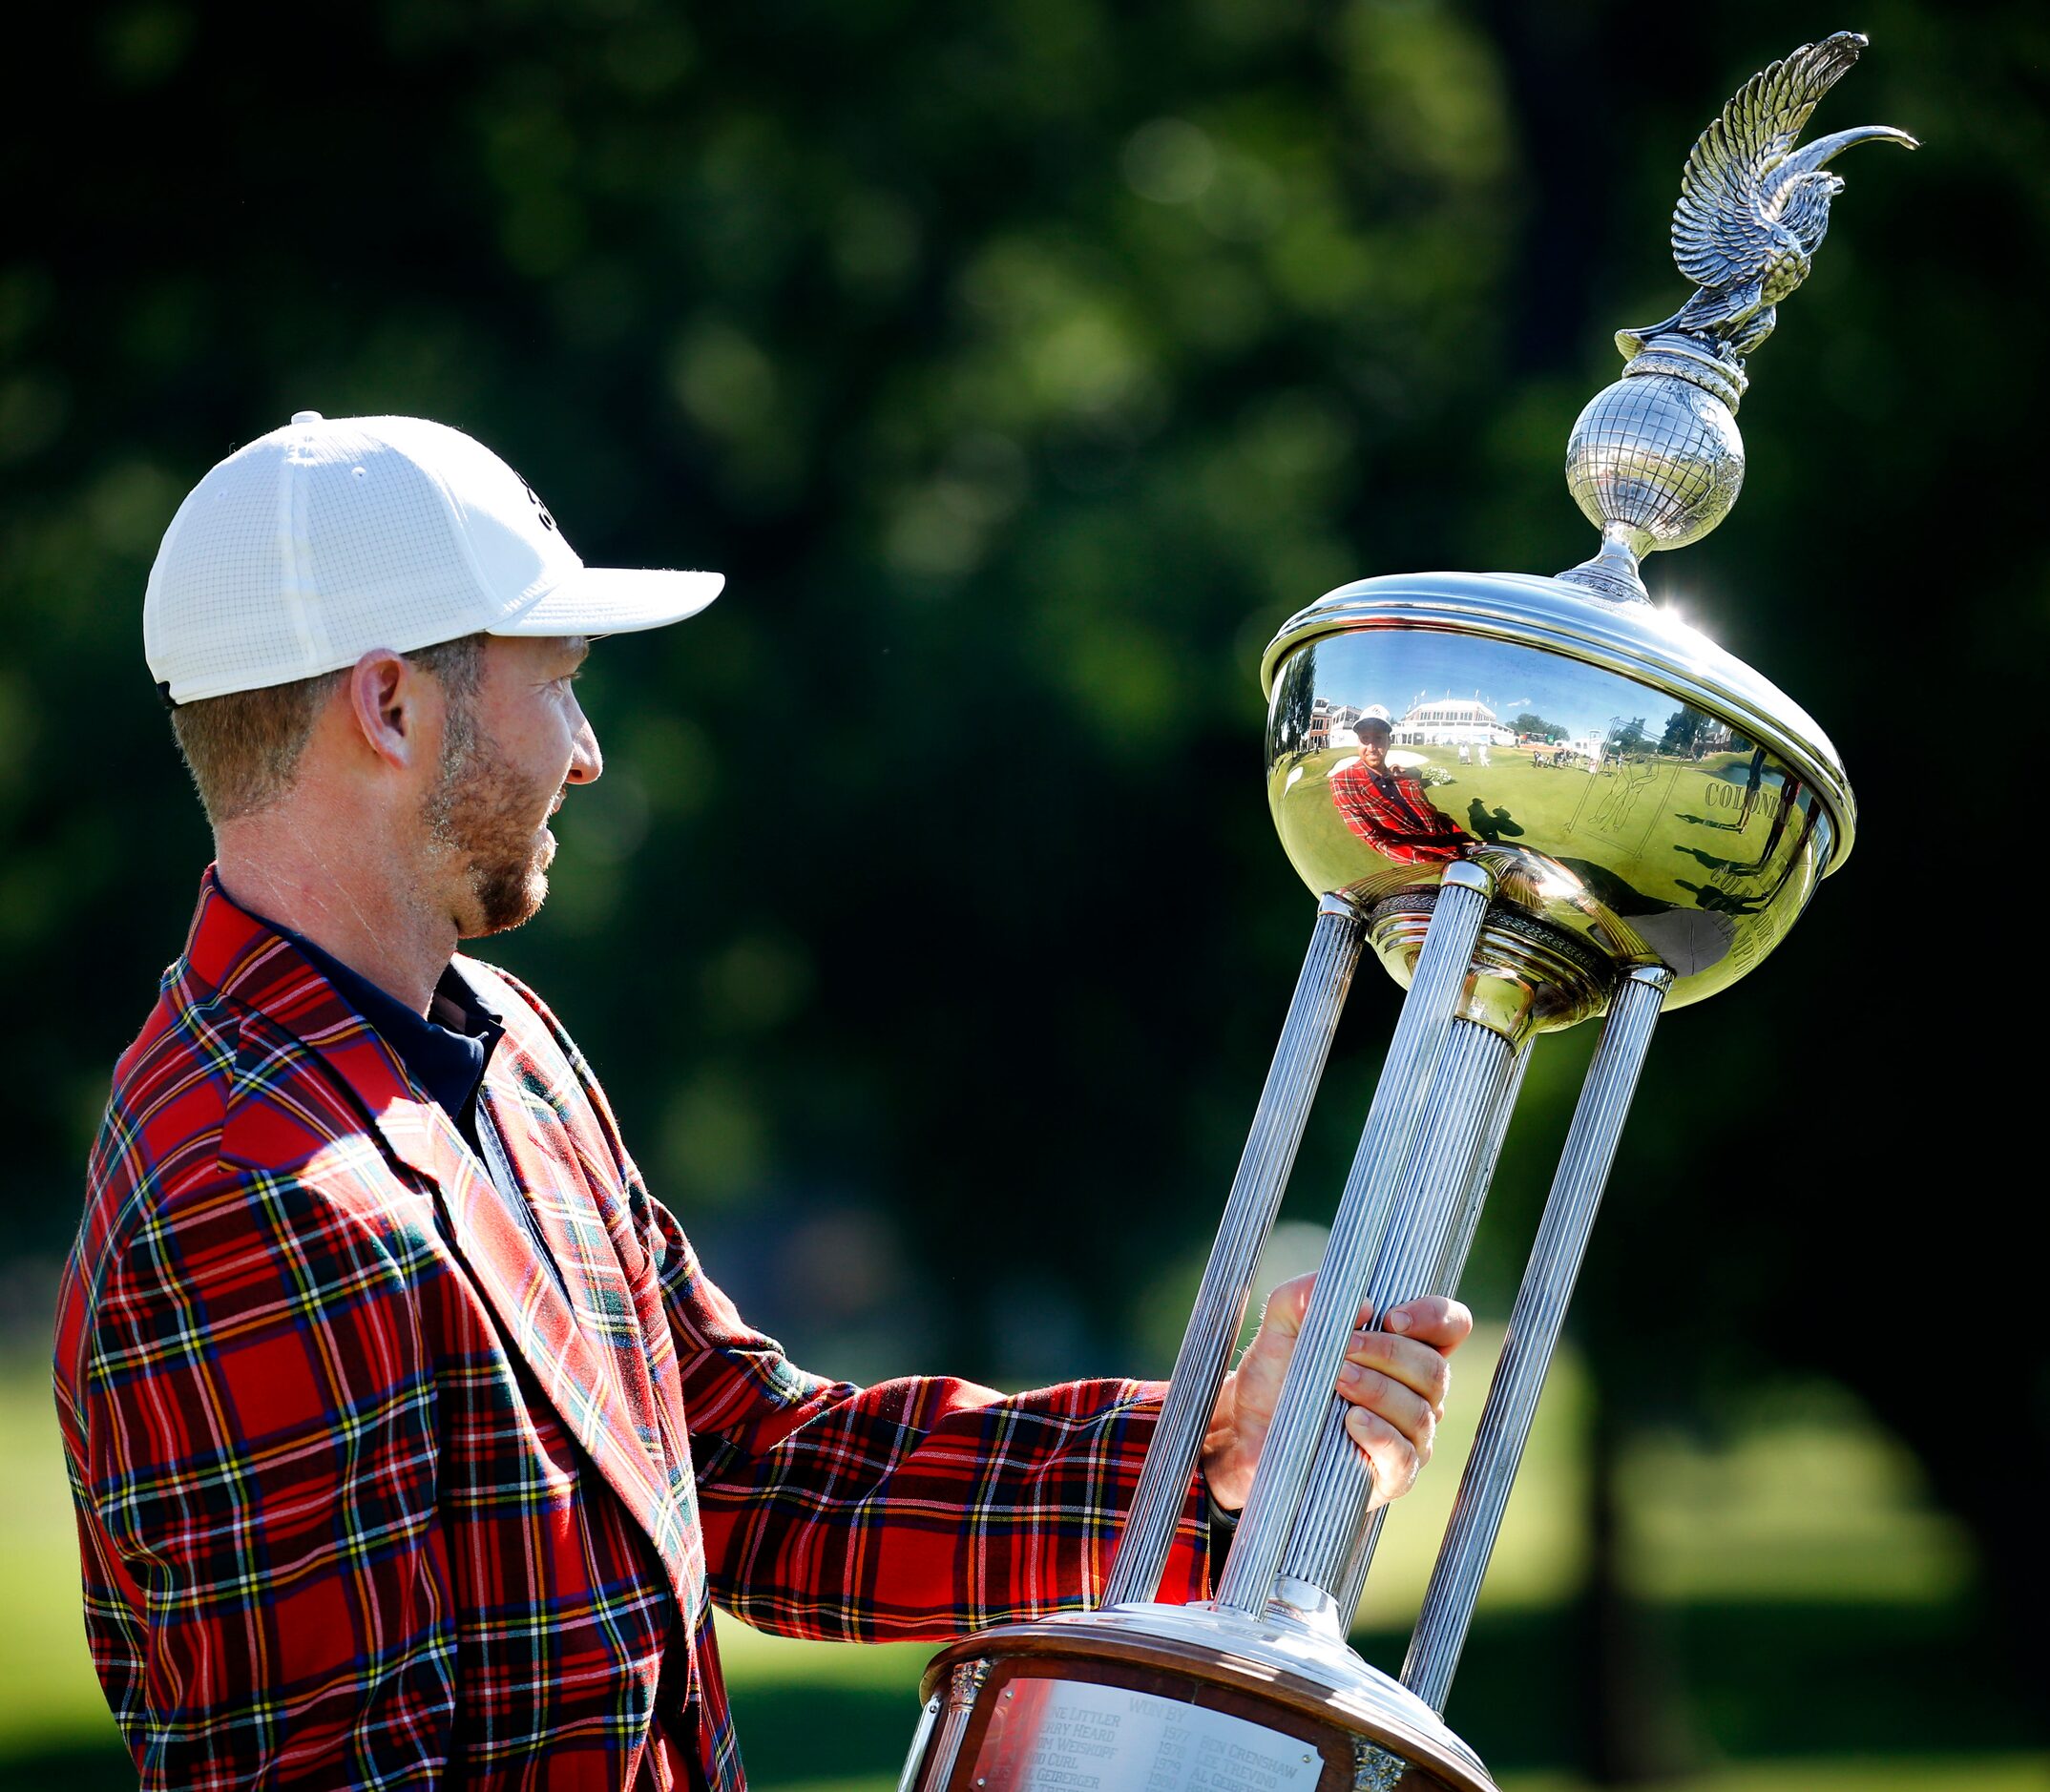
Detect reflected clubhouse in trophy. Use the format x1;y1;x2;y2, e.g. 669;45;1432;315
896;32;1914;1792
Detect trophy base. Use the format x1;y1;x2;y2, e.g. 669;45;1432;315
907;1603;1496;1792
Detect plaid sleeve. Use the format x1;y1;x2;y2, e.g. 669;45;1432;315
645;1201;1211;1642
472;963;1211;1640
1328;761;1467;865
65;1167;455;1788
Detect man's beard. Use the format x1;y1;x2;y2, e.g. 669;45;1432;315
423;699;561;937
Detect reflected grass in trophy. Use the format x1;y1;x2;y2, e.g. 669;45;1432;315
895;32;1912;1792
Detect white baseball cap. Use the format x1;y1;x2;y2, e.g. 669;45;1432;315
144;411;723;704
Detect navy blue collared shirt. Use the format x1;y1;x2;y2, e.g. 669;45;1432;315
250;907;506;1150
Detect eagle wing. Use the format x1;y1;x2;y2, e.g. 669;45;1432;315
1671;32;1867;292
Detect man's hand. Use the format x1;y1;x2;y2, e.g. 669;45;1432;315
1200;1274;1474;1515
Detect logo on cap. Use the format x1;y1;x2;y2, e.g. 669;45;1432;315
519;477;556;533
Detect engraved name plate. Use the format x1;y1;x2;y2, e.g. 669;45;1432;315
969;1677;1328;1792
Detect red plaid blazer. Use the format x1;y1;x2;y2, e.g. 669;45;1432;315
1327;758;1470;865
54;875;1209;1790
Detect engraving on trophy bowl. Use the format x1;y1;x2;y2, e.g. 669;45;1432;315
1261;573;1851;1013
963;1670;1338;1792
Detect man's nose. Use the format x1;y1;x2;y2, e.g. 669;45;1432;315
567;702;603;785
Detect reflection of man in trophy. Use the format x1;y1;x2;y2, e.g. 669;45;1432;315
1329;712;1472;865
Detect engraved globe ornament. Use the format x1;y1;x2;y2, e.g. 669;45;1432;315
1565;369;1746;560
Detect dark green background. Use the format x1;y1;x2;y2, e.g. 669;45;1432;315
4;0;2042;1781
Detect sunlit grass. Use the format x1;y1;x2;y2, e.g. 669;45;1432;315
0;1359;120;1758
1622;1405;1976;1604
715;1611;933;1692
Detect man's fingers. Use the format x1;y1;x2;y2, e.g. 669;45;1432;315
1256;1283;1467;1354
1337;1360;1437;1452
1344;1405;1425;1499
1257;1275;1393;1343
1259;1272;1318;1340
1383;1296;1473;1352
1236;1278;1457;1511
1345;1326;1454;1410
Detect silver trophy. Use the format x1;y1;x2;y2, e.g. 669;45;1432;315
897;34;1913;1792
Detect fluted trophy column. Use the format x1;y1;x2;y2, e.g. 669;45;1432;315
1328;1039;1536;1625
1213;861;1496;1619
1403;965;1673;1711
896;34;1904;1792
1436;1041;1531;1299
1271;1015;1513;1624
1103;895;1365;1609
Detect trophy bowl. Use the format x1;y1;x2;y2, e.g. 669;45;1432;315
1263;570;1854;1021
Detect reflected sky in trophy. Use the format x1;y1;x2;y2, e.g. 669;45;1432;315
1265;608;1834;1011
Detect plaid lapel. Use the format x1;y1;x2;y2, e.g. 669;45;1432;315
371;1075;698;1593
462;974;700;1494
190;873;694;1603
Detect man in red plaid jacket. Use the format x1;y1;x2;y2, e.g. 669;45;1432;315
54;416;1470;1790
1328;715;1473;866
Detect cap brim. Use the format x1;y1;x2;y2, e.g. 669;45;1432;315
492;566;723;638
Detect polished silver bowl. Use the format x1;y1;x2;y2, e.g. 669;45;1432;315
1262;571;1852;1020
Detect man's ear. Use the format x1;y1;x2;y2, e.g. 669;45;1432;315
345;649;429;771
